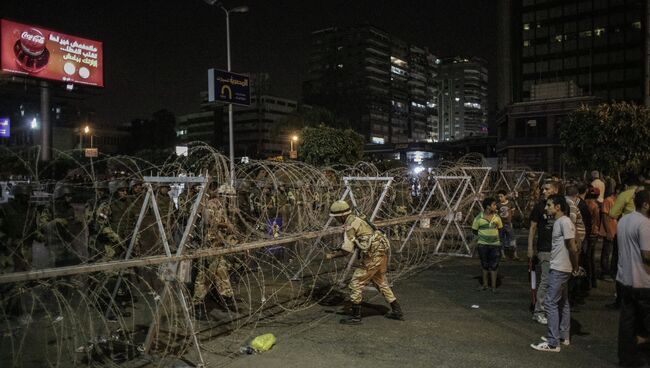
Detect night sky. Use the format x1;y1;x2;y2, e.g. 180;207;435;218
2;0;496;125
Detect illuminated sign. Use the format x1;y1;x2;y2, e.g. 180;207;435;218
208;68;250;106
0;117;9;138
0;19;103;87
84;148;98;157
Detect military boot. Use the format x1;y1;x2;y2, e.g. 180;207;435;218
221;296;238;313
340;304;362;325
385;300;404;320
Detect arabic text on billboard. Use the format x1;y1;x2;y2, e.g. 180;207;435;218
0;19;104;87
208;69;250;106
0;117;9;138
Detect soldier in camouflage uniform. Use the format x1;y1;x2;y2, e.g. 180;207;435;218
109;180;131;258
190;184;237;320
85;181;121;261
50;184;80;266
326;200;404;324
155;183;176;252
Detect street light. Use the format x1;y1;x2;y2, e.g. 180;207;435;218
204;0;249;189
290;135;298;159
81;125;93;148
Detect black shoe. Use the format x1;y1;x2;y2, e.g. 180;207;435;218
385;300;404;321
340;304;362;325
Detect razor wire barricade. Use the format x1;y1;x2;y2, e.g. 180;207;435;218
0;144;523;367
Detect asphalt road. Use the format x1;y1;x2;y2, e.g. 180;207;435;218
213;255;628;368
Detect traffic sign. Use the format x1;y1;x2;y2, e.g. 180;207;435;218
208;69;250;106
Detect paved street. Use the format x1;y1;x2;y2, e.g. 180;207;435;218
219;255;624;368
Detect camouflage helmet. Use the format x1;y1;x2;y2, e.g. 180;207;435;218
329;200;351;217
109;180;129;194
218;184;235;196
129;179;144;188
53;184;73;199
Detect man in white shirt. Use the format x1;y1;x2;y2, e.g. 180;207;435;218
616;189;650;367
531;194;579;352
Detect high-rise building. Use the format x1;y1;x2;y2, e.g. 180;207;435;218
437;57;489;141
496;0;649;172
497;0;649;110
303;25;441;143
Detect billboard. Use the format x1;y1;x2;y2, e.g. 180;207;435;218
0;19;103;87
0;117;9;138
208;69;250;106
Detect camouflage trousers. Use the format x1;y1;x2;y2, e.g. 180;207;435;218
192;256;234;305
349;252;396;304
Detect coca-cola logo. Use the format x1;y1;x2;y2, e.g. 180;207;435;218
21;30;45;45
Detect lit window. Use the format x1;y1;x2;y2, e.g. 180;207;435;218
632;21;641;29
579;30;592;38
391;66;407;76
372;137;385;144
594;27;605;36
554;34;565;42
523;40;531;47
337;64;343;69
523;23;530;31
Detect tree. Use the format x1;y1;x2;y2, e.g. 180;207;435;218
274;106;351;138
299;125;364;166
560;102;650;176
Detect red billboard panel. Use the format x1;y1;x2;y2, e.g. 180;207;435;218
0;19;103;87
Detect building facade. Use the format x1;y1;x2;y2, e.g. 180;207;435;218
496;0;649;171
497;0;649;109
496;94;601;172
177;92;299;159
303;25;442;144
437;57;489;141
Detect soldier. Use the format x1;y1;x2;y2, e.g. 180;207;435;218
325;200;404;324
190;184;238;320
109;180;132;257
155;183;176;250
48;184;80;266
86;181;120;261
393;182;412;240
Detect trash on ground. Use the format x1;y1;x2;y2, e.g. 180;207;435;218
250;333;277;353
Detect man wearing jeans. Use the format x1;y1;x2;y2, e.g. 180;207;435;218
616;189;650;366
528;181;560;324
531;194;579;352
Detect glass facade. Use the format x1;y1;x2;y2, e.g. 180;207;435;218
515;0;646;103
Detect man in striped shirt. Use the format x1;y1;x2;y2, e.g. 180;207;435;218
472;197;503;292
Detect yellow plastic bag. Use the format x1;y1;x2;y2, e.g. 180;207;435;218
250;333;276;352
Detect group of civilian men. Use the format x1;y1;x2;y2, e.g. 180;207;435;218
526;172;649;366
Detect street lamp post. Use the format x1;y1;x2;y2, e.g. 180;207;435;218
83;125;90;149
204;0;249;189
289;135;298;159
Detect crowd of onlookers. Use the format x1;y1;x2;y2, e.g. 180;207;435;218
472;170;650;366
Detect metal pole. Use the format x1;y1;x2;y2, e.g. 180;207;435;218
225;9;235;188
40;81;50;161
